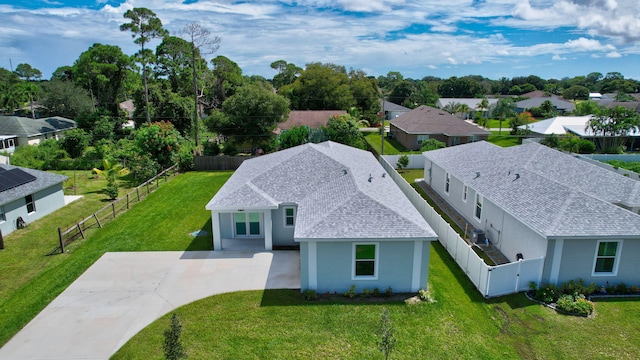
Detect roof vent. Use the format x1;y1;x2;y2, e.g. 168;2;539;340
474;172;480;179
368;174;372;182
513;173;520;181
382;173;386;178
343;169;348;175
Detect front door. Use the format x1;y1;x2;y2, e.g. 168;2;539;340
234;212;262;237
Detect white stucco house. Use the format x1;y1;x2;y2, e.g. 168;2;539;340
0;164;68;236
423;141;640;286
205;141;437;293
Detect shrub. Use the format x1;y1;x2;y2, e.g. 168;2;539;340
373;287;380;297
302;289;318;301
396;155;409;170
629;285;640;294
343;285;357;298
556;293;594;316
104;183;119;200
363;288;372;297
421;139;446;152
534;284;559;303
384;287;393;298
616;283;629;295
418;289;436;303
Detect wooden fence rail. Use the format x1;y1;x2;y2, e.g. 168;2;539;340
56;164;179;253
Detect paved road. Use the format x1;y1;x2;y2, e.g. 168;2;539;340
0;250;300;360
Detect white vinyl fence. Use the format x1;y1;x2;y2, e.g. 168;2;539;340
380;156;544;298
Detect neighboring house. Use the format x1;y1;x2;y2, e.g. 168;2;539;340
423;141;640;286
274;110;346;135
389;105;490;150
599;101;640;113
515;97;575;114
520;115;593;136
0;116;76;147
0;164;68;236
0;135;17;154
205;141;437;293
435;98;499;118
589;92;602;101
520;90;559;99
381;100;410;120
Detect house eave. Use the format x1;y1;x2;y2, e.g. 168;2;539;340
294;236;438;242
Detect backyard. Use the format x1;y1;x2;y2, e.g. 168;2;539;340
1;170;639;359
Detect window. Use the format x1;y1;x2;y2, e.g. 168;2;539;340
451;136;461;146
593;240;622;275
353;243;378;279
26;195;35;214
234;212;261;236
417;135;430;145
462;185;468;202
284;207;295;227
474;194;482;221
469;135;480;143
0;205;5;222
444;172;451;194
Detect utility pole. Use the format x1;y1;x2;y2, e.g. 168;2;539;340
380;96;385;156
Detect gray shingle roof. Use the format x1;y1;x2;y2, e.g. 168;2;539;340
206;141;436;240
390;105;491;136
516;98;575;112
0;116;76;137
0;164;68;205
423;141;640;238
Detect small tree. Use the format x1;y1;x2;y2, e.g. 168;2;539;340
163;313;187;360
92;158;129;200
378;308;396;360
396;154;409;171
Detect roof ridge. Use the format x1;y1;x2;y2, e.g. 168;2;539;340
246;181;279;207
547;189;579;234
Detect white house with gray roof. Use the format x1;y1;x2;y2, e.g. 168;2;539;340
423;141;640;286
206;141;437;293
0;164;68;236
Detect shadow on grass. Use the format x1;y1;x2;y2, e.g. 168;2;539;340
259;289;410;307
185;218;214;251
431;241;486;303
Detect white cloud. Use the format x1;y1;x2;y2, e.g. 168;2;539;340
552;54;567;60
605;51;622;58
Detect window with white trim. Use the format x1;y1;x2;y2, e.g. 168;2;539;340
474;193;482;221
284;207;295;227
462;185;468;202
444;172;451;194
593;240;622;275
26;195;36;214
353;243;378;279
417;135;430;145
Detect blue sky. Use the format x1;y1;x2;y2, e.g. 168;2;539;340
1;0;639;81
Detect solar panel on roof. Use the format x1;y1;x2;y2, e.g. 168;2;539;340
0;168;37;193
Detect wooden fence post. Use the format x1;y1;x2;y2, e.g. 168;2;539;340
137;187;140;201
112;203;116;218
58;227;65;253
77;223;85;239
126;194;130;209
94;214;102;228
146;182;150;195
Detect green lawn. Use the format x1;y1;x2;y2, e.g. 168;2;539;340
0;171;232;347
112;172;640;360
364;132;421;155
488;131;521;147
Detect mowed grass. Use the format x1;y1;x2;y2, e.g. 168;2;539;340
488;131;521;147
113;171;640;359
364;132;421;155
0;171;232;347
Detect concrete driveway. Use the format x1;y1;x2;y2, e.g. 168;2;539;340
0;250;300;360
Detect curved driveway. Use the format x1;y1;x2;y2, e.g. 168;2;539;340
0;250;300;360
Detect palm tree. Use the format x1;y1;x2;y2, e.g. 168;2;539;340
493;98;516;134
458;103;471;120
443;101;461;115
93;159;130;200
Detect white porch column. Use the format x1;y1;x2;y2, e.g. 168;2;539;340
264;210;272;251
411;240;423;292
211;211;222;251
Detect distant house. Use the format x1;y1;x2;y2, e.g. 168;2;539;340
589;92;602;101
274;110;346;135
0;164;68;236
520;90;559;99
521;115;593;136
389;105;490;150
435;98;499;118
206;141;437;293
381;100;410;120
515;97;575;114
423;141;640;287
0;116;76;147
0;135;17;154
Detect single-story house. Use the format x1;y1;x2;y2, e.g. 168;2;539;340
0;116;76;147
520;115;593;136
274;110;346;135
389;105;490;150
435;98;499;118
381;100;410;120
205;141;437;293
0;164;68;236
515;97;575;114
423;141;640;286
589;92;603;101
